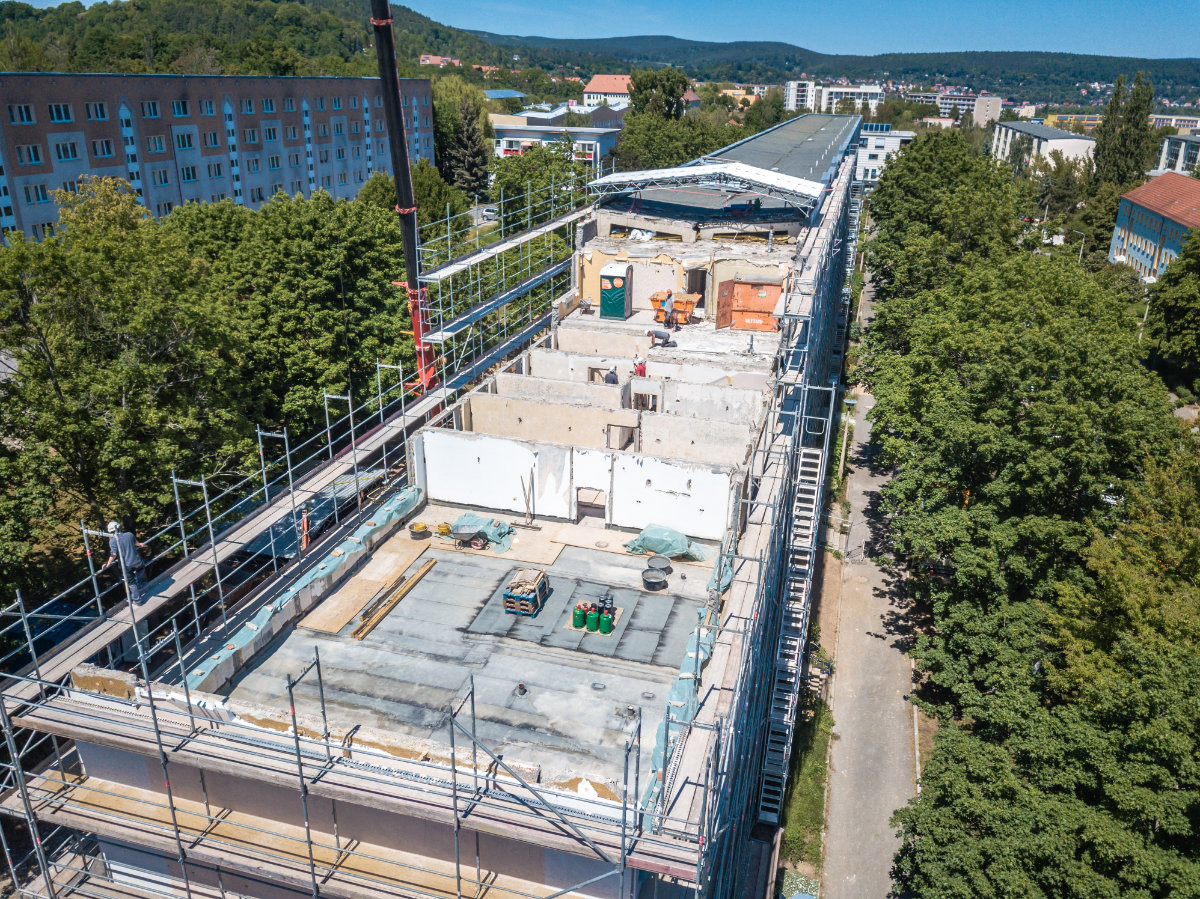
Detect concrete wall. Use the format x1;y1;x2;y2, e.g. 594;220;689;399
419;428;733;539
422;429;572;519
661;380;765;423
467;394;639;450
640;414;752;465
493;371;626;408
79;741;632;899
530;349;770;390
609;454;736;539
556;326;651;358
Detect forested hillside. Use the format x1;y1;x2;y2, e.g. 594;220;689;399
861;129;1200;897
474;31;1200;102
0;0;625;77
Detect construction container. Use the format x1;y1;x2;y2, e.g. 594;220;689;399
715;279;782;331
599;263;633;320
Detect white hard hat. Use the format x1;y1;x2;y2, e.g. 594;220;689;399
106;521;119;533
609;365;617;372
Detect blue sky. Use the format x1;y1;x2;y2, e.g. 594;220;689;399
22;0;1200;58
410;0;1200;59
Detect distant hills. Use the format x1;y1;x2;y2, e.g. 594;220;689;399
471;31;1200;103
0;0;1196;105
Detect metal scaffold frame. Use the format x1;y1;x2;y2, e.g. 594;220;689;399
0;139;863;898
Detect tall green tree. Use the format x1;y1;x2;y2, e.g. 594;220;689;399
612;114;740;171
1146;230;1200;386
628;67;690;120
443;98;491;198
1092;73;1156;188
432;75;492;183
0;177;251;529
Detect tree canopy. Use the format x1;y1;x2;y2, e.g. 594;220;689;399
628;67;691;120
0;177;412;595
862;130;1199;898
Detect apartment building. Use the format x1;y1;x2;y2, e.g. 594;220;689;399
583;74;632;106
991;120;1095;164
1109;171;1200;281
0;72;433;239
1155;133;1200;175
784;81;884;114
489;103;626;164
856;125;915;186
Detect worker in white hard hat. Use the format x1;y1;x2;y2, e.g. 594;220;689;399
603;364;619;385
102;520;149;604
633;357;647;378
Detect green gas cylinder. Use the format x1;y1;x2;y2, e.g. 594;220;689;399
585;608;599;632
573;604;586;629
599;611;613;635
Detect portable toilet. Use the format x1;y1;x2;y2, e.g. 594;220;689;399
599;262;633;320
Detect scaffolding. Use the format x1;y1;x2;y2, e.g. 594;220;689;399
0;136;862;898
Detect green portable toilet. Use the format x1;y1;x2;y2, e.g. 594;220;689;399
599;262;633;320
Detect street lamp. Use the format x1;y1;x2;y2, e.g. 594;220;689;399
1067;228;1086;264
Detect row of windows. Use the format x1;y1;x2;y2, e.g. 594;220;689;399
13;166;376;218
10;93;428;128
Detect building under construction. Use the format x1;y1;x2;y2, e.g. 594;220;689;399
0;112;861;899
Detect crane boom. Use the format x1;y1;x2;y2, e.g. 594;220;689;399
370;0;438;391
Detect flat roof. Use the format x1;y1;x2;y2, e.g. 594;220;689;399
708;113;861;184
224;510;716;787
998;120;1095;142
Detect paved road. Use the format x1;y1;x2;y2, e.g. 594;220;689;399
823;278;916;899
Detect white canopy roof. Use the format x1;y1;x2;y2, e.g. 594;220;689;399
590;160;826;205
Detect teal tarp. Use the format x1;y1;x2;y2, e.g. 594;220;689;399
449;511;515;553
624;524;708;561
184;486;423;689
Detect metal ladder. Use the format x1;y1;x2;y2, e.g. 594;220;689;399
758;448;823;825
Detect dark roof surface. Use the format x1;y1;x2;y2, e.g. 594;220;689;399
999;120;1095;142
708;113;860;185
1123;171;1200;229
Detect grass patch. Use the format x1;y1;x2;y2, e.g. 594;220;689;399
780;695;834;870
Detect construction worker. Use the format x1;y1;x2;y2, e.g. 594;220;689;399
604;365;619;384
102;521;149;604
633;357;647;378
646;328;676;349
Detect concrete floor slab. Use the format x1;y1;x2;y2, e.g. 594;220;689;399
225;544;700;788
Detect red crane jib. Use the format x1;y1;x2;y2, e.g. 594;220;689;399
392;280;439;392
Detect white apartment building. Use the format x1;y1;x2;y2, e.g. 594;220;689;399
972;95;1003;127
856;129;915;185
992;120;1096;164
784;81;884;114
1154;133;1200;175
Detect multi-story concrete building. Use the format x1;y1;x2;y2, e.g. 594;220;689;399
1151;113;1200;132
856;125;915;186
1044;112;1103;132
0;72;433;239
1109;171;1200;281
991;120;1095;165
784;81;883;114
489;104;627;164
1154;133;1200;175
0;112;864;899
972;95;1003;127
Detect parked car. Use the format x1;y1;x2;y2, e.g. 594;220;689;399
481;206;498;221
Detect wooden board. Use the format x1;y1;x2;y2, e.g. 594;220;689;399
352;559;437;641
299;533;430;634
